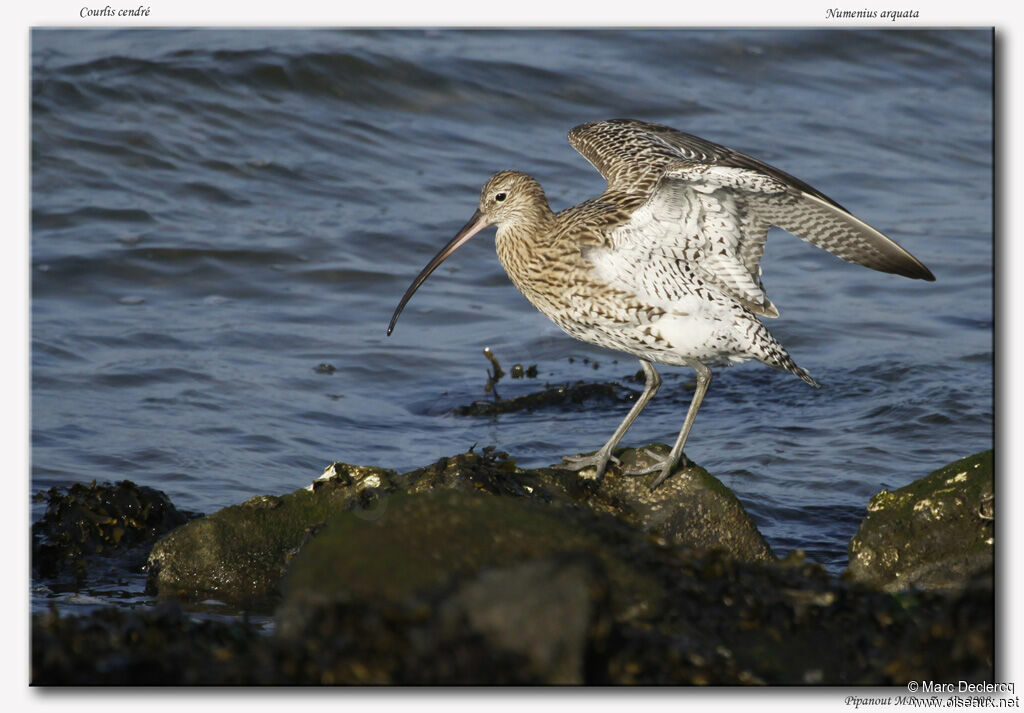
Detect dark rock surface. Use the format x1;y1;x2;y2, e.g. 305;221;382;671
586;445;774;560
273;488;667;669
844;450;993;592
146;462;397;608
433;557;610;684
277;490;662;613
33;550;993;685
32;602;267;685
454;348;642;416
276;553;614;685
32;480;195;587
32;448;995;685
147;446;771;606
455;380;638;416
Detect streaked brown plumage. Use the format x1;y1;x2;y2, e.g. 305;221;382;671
388;119;934;490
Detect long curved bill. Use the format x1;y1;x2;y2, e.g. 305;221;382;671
387;210;490;336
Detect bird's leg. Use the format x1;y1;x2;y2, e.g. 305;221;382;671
559;359;661;480
625;361;713;491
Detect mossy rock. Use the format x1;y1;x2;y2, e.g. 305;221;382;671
146;445;775;609
583;444;775;562
844;450;993;592
38;450;996;685
147;463;397;606
279;489;664;620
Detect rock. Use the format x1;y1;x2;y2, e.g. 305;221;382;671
397;443;773;564
455;380;637;416
149;446;770;608
605;550;993;685
271;487;652;684
844;450;993;592
33;479;195;583
107;447;991;684
277;553;614;685
276;489;663;624
582;445;774;562
435;557;611;684
31;602;266;685
33;545;993;685
147;463;397;606
400;447;557;500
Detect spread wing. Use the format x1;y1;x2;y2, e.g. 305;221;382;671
567;120;934;315
596;168;780;316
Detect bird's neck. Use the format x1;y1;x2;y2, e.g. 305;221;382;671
494;202;556;247
494;203;559;307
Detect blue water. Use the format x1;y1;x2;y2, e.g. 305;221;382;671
31;29;992;597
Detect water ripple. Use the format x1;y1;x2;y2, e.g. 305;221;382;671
31;28;992;581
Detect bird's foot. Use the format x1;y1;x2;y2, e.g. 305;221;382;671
557;451;620;481
623;449;689;491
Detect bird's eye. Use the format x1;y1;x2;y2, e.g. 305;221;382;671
494;192;507;202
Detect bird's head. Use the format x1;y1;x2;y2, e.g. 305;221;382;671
476;170;549;230
386;170;550;336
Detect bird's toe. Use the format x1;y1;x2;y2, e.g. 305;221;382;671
557;450;617;480
648;465;676;492
622;448;668;475
624;451;690;490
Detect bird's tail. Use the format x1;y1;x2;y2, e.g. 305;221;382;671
779;355;821;389
751;324;821;388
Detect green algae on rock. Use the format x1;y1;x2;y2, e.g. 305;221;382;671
432;557;611;684
277;489;664;622
147;446;774;608
36;448;996;685
34;544;994;685
400;447;555;499
844;449;993;592
147;462;398;606
584;445;774;561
